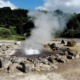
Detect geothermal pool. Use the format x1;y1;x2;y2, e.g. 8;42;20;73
14;49;56;58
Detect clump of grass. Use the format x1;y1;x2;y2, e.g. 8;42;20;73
0;35;26;40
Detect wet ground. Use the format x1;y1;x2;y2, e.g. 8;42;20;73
14;49;56;58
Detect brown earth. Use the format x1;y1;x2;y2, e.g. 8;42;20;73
0;39;80;80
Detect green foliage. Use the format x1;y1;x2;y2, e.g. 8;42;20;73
0;27;12;38
62;13;80;38
0;7;35;39
0;7;80;39
10;35;26;40
9;26;17;35
66;28;75;38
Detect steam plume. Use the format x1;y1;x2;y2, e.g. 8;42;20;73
36;0;80;13
23;11;68;55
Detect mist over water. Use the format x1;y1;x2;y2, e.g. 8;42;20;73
22;11;68;55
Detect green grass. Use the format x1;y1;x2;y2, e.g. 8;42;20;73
0;35;26;40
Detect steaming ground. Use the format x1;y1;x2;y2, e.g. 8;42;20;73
24;48;40;55
0;39;80;80
22;11;68;55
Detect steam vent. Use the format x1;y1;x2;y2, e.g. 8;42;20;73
14;49;56;58
14;40;80;64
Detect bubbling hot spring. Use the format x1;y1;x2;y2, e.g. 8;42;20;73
14;44;55;58
24;48;40;55
13;39;56;58
14;10;66;58
14;9;69;58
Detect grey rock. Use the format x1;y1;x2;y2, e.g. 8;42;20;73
47;56;55;63
67;55;74;59
17;62;26;73
61;40;65;44
1;44;7;51
0;59;2;68
67;40;76;47
2;59;12;69
68;50;77;57
55;58;66;63
40;58;48;64
57;50;65;55
64;51;68;56
8;63;20;73
49;43;56;49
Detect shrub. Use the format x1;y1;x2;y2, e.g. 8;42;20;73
0;27;12;38
9;26;17;35
12;35;26;40
16;36;25;40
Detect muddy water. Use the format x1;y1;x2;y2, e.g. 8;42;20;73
13;49;56;58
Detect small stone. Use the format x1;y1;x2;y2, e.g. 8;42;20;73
67;40;76;47
49;43;56;49
56;58;65;63
67;55;74;59
1;44;7;51
61;40;65;44
9;63;20;73
17;62;26;73
47;56;55;63
68;50;77;56
64;51;68;56
40;58;48;64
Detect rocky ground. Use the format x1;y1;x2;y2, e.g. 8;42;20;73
0;39;80;80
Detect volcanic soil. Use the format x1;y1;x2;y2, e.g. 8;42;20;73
51;38;80;80
0;39;80;80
